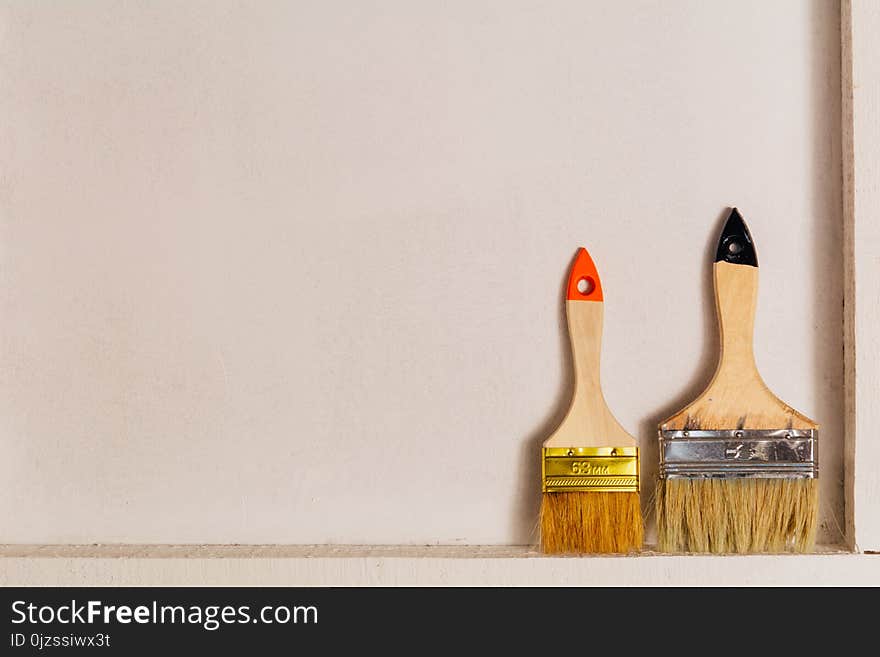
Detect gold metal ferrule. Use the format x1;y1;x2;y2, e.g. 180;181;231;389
542;447;639;493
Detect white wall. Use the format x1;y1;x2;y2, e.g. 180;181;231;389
0;1;843;544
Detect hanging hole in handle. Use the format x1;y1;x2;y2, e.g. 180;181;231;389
727;241;743;255
576;276;595;296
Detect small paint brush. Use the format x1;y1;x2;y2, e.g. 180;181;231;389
540;247;642;554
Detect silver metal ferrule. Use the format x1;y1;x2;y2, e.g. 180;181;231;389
659;429;818;479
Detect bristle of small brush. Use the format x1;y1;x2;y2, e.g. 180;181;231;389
656;478;818;553
540;492;643;554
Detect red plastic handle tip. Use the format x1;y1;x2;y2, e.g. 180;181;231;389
566;247;603;301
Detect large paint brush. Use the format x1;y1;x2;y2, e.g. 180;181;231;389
540;247;642;554
656;208;819;553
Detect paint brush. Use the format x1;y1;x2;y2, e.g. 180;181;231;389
656;208;819;553
540;247;643;554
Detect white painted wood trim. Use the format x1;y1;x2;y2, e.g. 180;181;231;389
842;0;880;552
0;545;875;586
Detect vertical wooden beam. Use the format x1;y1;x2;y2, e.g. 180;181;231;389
841;0;880;552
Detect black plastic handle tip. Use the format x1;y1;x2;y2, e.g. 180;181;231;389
715;208;757;267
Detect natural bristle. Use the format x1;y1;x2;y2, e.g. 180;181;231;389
656;478;818;553
540;492;643;554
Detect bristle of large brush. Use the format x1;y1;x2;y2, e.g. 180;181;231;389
540;492;643;554
656;478;818;553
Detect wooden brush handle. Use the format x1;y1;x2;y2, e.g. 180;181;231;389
661;212;817;431
544;249;634;447
566;300;607;415
714;261;759;379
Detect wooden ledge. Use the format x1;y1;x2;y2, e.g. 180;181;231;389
0;544;876;586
